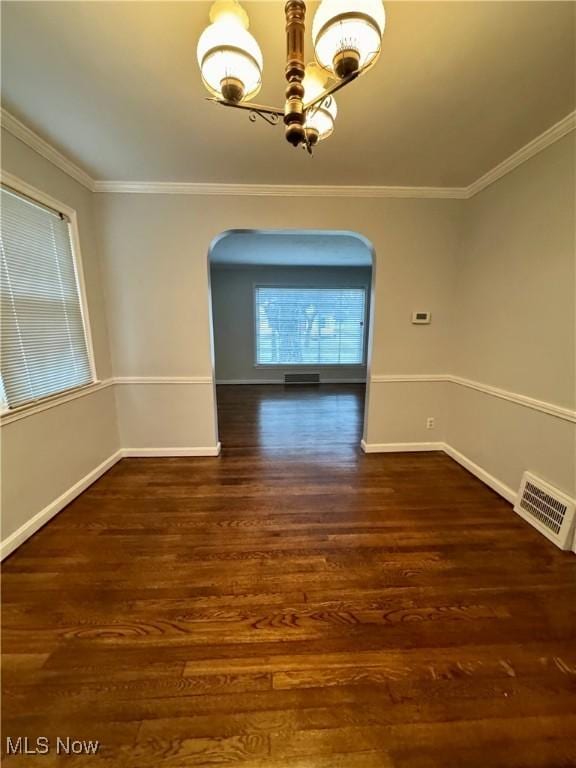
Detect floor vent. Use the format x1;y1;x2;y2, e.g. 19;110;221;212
284;373;320;385
514;472;575;550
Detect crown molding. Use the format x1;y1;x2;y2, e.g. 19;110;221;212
466;110;576;198
2;108;574;199
1;108;96;192
93;181;467;199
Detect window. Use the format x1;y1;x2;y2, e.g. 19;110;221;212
1;184;94;410
255;286;367;366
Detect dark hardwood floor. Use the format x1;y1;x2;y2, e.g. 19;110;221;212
2;384;576;767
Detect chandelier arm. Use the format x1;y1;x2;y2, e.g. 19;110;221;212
302;70;360;113
207;97;284;117
249;110;281;126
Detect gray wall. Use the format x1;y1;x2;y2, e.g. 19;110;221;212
210;264;372;383
446;133;575;497
1;128;119;547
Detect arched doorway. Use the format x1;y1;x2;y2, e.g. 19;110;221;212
207;229;376;452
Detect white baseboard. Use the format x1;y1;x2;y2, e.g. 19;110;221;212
121;443;221;458
0;449;123;560
361;440;444;453
442;443;516;503
217;379;366;385
360;439;516;504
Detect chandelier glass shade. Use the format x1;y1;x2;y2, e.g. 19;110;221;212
303;64;337;141
312;0;386;77
196;3;263;102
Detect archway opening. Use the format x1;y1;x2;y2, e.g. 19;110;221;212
207;229;376;453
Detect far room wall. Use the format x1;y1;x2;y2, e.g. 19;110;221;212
95;193;462;451
211;264;373;384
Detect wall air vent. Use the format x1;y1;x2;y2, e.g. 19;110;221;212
284;373;320;385
514;472;576;550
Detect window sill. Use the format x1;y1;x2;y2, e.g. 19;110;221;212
0;379;113;426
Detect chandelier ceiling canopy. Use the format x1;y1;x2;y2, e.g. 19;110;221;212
197;0;386;153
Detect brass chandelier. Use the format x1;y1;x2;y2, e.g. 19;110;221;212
197;0;386;152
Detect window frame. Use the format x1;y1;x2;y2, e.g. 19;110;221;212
0;171;98;413
253;283;369;368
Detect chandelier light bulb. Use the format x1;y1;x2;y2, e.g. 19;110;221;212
312;0;386;79
197;1;263;102
303;63;337;142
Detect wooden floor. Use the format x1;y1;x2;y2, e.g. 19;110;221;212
2;384;576;767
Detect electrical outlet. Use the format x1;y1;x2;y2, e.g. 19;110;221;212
426;417;435;430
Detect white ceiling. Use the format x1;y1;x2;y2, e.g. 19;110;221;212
1;1;574;187
210;230;372;267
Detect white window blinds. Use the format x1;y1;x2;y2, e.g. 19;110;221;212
1;186;93;409
255;286;367;366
